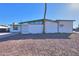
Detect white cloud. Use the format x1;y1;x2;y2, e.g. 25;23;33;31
66;3;79;16
67;4;79;28
68;3;79;11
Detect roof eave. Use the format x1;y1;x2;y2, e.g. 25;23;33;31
56;20;75;21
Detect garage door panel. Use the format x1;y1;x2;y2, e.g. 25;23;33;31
29;25;43;34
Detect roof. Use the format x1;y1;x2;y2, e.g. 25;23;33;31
19;19;57;24
56;20;75;21
19;19;75;24
10;24;20;26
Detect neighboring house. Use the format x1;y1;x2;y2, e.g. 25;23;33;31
73;26;79;32
0;25;9;32
10;19;75;34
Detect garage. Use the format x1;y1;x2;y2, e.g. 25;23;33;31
10;19;74;34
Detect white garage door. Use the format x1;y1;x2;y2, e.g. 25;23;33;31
29;24;43;34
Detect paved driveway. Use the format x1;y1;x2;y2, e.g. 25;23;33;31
0;33;18;39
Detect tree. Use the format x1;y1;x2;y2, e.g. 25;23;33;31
43;3;47;34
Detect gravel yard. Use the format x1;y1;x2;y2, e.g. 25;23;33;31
0;33;79;56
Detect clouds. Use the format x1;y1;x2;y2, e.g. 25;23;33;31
69;3;79;10
65;3;79;18
67;3;79;28
68;3;79;14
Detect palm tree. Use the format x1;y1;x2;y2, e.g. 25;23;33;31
43;3;47;34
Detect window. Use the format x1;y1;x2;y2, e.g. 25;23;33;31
13;25;18;30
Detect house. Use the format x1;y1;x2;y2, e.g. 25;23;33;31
0;25;9;32
10;19;75;34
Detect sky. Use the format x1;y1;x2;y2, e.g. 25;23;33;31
0;3;79;28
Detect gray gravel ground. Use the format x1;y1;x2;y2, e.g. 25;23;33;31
0;33;79;56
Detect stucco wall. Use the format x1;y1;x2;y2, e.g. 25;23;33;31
29;24;43;34
45;21;58;33
21;23;29;34
21;23;43;34
10;20;73;34
58;21;73;33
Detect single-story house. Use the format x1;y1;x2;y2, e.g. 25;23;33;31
0;25;9;32
10;19;75;34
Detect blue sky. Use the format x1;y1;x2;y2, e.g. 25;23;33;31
0;3;79;28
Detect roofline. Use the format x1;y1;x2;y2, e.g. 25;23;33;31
10;24;21;26
56;20;75;21
19;19;75;24
19;19;57;24
19;19;43;24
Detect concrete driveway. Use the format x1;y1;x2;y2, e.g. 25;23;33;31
0;33;18;39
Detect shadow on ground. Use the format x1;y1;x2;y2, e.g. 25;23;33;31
0;33;72;42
